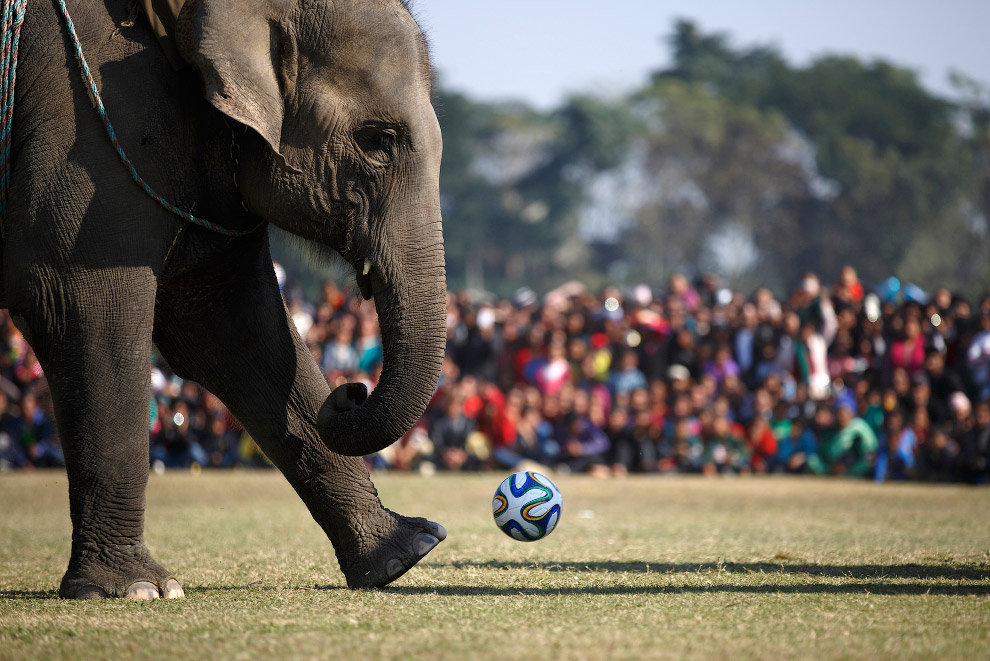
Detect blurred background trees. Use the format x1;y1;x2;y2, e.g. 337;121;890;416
274;19;990;299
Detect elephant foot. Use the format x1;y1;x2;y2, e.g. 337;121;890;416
341;514;447;589
58;543;184;600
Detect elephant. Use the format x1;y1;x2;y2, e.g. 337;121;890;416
1;0;448;598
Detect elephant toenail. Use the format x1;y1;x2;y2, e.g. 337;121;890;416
74;585;108;600
164;579;184;599
386;559;405;579
124;581;160;600
428;522;447;541
413;533;440;556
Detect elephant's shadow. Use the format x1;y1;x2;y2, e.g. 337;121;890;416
4;561;987;599
376;559;990;597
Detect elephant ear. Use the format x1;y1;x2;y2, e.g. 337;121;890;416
176;0;301;174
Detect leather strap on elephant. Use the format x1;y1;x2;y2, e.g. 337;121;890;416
0;0;27;232
55;0;264;238
140;0;187;71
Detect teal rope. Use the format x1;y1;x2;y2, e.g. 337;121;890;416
0;0;28;231
55;0;263;237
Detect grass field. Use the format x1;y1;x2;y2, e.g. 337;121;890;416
1;471;988;660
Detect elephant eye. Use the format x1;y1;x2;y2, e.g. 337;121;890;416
355;126;398;166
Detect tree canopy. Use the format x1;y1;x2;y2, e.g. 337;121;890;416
274;20;990;300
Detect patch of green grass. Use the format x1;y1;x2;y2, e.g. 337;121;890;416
1;472;988;660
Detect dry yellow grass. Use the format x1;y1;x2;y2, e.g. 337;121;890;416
1;471;988;659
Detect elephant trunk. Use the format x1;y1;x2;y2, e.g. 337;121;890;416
316;208;446;457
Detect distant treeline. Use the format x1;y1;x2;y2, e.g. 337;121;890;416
275;20;990;300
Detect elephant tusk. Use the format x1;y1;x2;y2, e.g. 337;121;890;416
362;259;371;276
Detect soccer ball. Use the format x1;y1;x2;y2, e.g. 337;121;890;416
492;471;562;542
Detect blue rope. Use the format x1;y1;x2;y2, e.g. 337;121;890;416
55;0;264;238
0;0;28;233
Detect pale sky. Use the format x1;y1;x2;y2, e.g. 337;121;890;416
412;0;990;108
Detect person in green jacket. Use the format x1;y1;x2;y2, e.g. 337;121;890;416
810;401;879;477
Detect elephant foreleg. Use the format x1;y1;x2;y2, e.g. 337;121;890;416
152;246;444;588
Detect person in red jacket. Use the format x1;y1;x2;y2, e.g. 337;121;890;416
746;417;779;473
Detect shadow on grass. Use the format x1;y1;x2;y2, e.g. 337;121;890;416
0;585;288;600
3;562;986;600
0;590;59;599
4;580;988;600
436;561;989;581
384;582;990;597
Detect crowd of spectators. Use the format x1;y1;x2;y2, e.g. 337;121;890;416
1;266;988;484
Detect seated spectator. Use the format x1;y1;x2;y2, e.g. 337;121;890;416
431;397;476;471
799;321;831;401
967;312;990;401
456;306;499;381
668;272;701;311
150;399;208;469
607;350;648;396
377;425;434;473
536;342;571;396
958;400;990;484
948;391;973;441
477;385;517;464
838;266;864;303
667;331;698;378
0;389;27;469
17;392;63;468
13;348;44;391
925;351;963;425
751;342;785;390
704;344;741;389
356;315;383;374
509;406;558;469
916;427;958;482
810;402;878;477
608;407;656;475
322;326;358;375
875;409;917;482
745;417;778;473
890;368;913;412
862;389;886;434
734;303;759;374
770;401;792;440
559;415;610;477
774;417;818;473
888;317;926;380
703;415;749;475
200;416;240;468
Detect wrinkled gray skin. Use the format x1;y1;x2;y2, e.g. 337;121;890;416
1;0;448;598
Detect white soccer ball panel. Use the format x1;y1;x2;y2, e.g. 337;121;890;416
523;500;554;518
494;506;543;539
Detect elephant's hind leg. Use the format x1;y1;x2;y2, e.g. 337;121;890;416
9;267;183;600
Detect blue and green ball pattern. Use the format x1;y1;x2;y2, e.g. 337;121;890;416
492;471;562;542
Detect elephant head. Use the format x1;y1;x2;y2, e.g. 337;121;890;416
178;0;446;456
